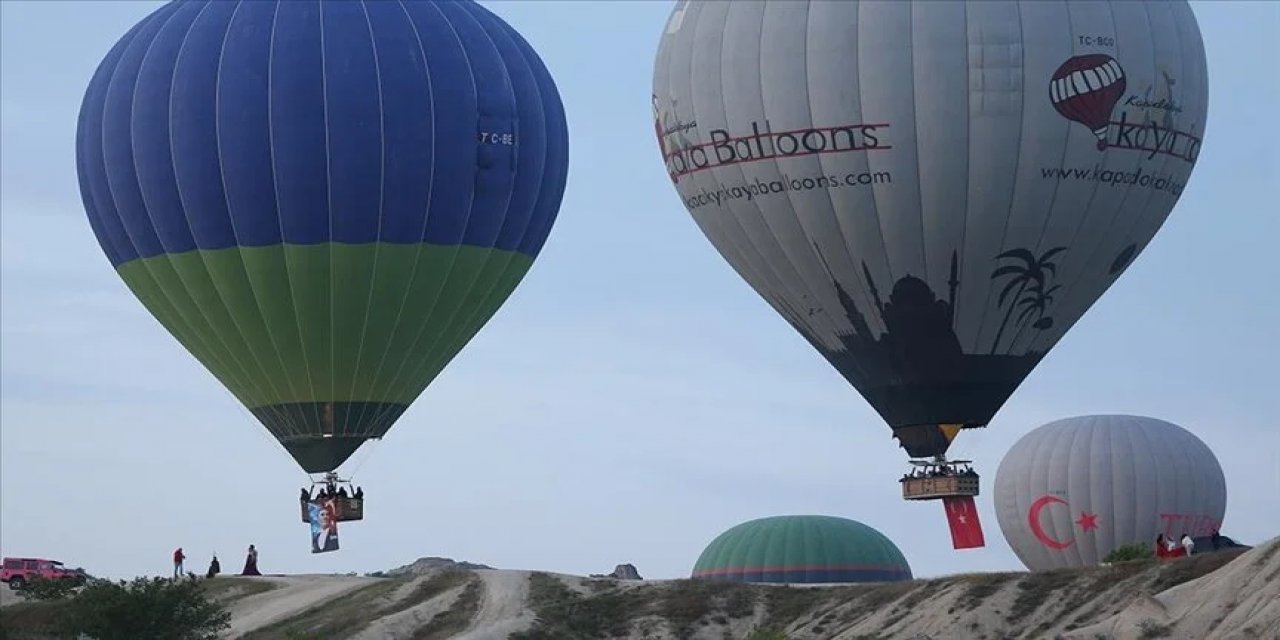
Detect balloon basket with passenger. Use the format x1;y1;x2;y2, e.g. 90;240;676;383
302;472;362;555
899;454;987;551
900;458;980;500
300;472;365;523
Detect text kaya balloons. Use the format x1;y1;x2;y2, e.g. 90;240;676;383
993;415;1226;571
652;0;1207;457
77;0;568;473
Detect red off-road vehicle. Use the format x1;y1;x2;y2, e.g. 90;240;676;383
0;557;86;590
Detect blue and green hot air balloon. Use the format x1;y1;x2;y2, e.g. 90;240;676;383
75;0;568;475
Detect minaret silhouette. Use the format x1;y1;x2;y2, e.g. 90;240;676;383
813;243;874;340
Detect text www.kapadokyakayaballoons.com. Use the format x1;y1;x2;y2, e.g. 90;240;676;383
683;170;893;210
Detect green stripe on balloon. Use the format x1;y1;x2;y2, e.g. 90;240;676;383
116;242;533;407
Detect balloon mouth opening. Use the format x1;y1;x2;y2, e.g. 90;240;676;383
1092;127;1109;150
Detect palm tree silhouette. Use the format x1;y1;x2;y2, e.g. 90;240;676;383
1016;282;1062;330
989;247;1066;354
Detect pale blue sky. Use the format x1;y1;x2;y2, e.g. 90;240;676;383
1;0;1276;581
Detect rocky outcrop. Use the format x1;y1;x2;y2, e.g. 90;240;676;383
383;556;494;577
590;563;643;580
608;563;642;580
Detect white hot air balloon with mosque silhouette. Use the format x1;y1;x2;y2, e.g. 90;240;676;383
651;0;1208;549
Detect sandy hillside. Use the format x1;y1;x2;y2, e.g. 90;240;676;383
3;538;1275;639
1063;537;1280;640
222;574;379;637
201;537;1277;639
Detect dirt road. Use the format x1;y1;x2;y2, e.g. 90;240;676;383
224;574;378;638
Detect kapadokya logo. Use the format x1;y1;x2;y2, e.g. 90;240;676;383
1049;54;1201;162
1026;494;1100;550
652;95;701;184
1050;54;1127;151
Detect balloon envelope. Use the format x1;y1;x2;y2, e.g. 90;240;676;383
77;0;569;472
993;415;1226;571
692;515;912;584
652;0;1207;457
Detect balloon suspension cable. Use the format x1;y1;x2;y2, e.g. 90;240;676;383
304;442;378;486
908;454;972;467
217;387;313;485
343;438;381;483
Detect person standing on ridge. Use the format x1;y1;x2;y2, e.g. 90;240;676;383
241;544;261;576
172;547;186;578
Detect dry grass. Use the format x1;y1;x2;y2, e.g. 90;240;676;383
410;577;483;640
380;570;474;620
956;572;1018;611
199;576;279;604
239;578;407;639
1148;550;1245;592
1007;569;1077;624
238;571;482;639
513;572;642;639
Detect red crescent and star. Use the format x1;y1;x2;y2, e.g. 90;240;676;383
1028;495;1099;549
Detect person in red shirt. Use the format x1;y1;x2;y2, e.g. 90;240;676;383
173;548;185;578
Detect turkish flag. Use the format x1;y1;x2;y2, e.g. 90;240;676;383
943;496;986;549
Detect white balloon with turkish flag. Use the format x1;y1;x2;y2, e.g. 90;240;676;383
993;415;1226;571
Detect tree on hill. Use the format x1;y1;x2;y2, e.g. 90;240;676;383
4;575;230;640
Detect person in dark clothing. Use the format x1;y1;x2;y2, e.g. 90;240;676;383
354;486;364;499
241;545;261;576
300;488;311;502
338;487;349;499
206;555;221;579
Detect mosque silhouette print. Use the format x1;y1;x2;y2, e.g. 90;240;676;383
774;244;1069;458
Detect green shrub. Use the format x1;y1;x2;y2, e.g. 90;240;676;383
13;576;81;602
1104;544;1154;563
2;576;231;640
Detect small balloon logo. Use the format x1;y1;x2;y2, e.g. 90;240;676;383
1050;54;1127;150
